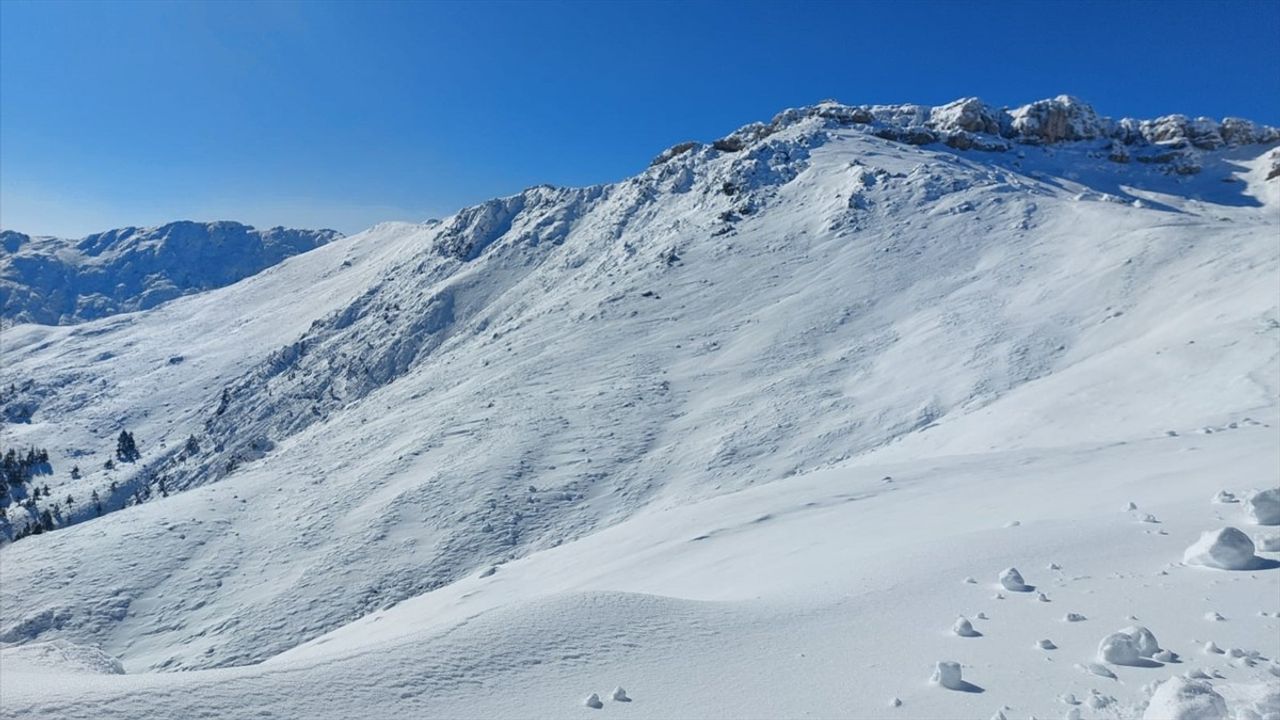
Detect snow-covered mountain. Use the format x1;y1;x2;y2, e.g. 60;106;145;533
1;96;1278;720
0;221;342;324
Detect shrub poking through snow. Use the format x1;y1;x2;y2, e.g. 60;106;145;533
998;567;1031;592
1183;527;1258;570
1245;488;1280;525
1142;677;1227;720
930;661;965;690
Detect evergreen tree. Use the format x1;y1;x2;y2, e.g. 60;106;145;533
104;458;115;471
70;465;82;480
116;430;140;462
91;489;102;516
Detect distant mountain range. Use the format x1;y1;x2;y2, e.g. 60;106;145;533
1;221;342;324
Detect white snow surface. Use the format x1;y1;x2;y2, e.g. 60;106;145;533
2;97;1279;719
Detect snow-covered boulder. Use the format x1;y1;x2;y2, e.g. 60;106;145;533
930;661;965;690
1142;677;1227;720
1244;488;1280;525
1183;527;1258;570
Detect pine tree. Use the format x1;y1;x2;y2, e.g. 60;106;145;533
105;458;115;471
70;465;82;479
116;430;140;462
91;489;103;516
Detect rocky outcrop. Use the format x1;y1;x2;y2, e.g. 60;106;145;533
700;95;1279;175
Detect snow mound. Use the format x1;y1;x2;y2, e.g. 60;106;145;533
1211;491;1238;504
1098;632;1143;665
1256;534;1280;552
953;616;981;637
998;567;1032;592
1244;488;1280;525
583;693;603;709
1183;527;1259;570
0;639;125;675
930;661;965;690
611;687;630;702
1118;625;1161;657
1142;677;1227;720
1065;612;1088;623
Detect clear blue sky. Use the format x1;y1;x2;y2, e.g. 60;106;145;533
3;0;1278;237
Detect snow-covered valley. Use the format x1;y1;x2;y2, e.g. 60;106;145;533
1;96;1278;719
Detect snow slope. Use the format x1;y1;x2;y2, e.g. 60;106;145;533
0;221;342;324
1;97;1278;718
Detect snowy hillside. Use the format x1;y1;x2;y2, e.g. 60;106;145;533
0;221;342;324
1;96;1278;720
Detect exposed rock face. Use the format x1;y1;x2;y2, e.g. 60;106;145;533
1010;96;1106;143
704;94;1279;174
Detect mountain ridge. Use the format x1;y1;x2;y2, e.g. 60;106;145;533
0;95;1278;719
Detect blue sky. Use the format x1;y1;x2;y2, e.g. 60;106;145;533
3;0;1278;237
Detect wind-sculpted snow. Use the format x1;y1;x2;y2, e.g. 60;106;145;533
0;97;1278;718
0;221;342;324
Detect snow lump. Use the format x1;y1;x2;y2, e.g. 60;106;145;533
930;661;965;690
1244;488;1280;525
1183;527;1258;570
1142;677;1227;720
998;567;1031;592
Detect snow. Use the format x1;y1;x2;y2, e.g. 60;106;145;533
0;221;341;324
1244;488;1280;525
1182;528;1261;570
0;96;1278;719
953;616;981;637
930;661;966;690
1142;677;1228;720
998;568;1032;592
1119;625;1162;658
1097;632;1143;665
